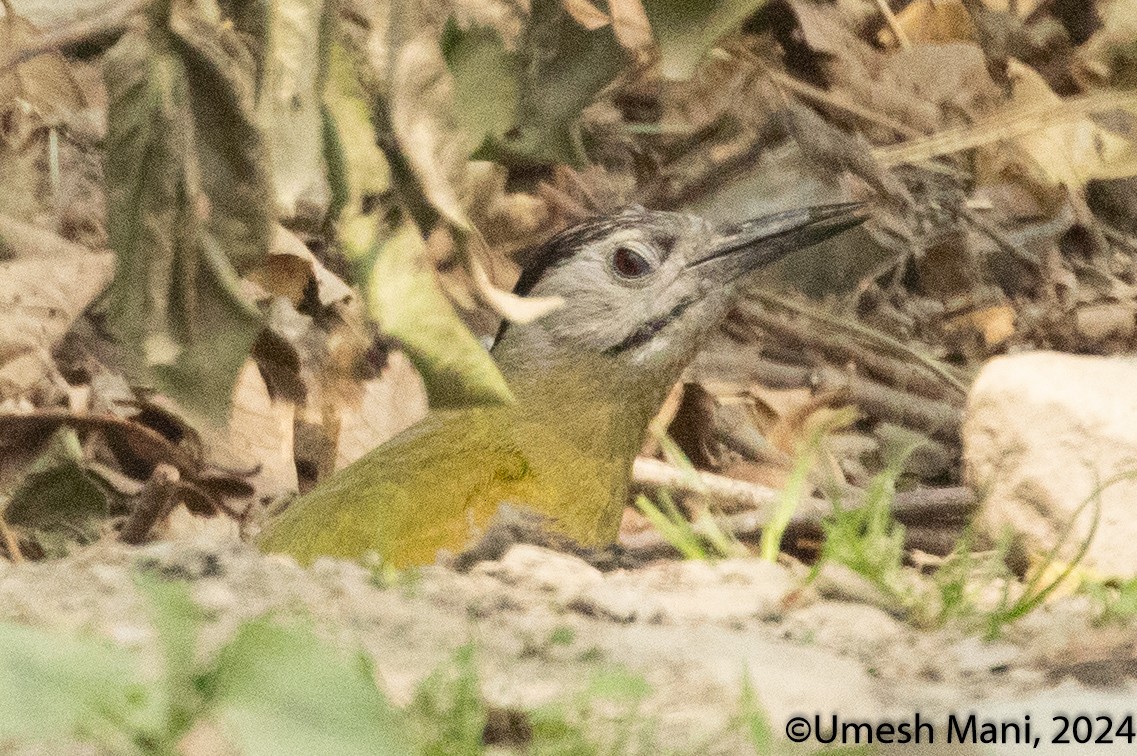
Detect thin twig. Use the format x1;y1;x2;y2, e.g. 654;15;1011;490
691;351;963;440
0;409;200;473
765;69;920;140
630;457;975;526
737;302;962;404
960;206;1039;267
875;89;1137;168
752;292;970;395
874;0;911;49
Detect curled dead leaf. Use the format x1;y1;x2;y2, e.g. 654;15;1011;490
470;256;564;324
609;0;654;53
247;225;354;307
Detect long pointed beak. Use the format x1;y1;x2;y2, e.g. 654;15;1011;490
690;201;868;275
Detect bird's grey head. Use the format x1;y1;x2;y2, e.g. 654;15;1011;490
492;202;865;381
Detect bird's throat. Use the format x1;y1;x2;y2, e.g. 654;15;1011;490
496;354;670;545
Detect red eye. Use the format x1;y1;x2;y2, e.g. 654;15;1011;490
613;246;652;278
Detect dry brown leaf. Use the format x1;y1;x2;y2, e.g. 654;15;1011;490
561;0;611;31
886;0;975;45
0;215;114;398
880;42;1001;128
0;13;86;122
1078;0;1137;85
464;162;550;253
956;304;1017;347
209;359;298;501
975;305;1017;347
1007;60;1137;188
1075;302;1136;343
247;225;354;306
983;0;1044;13
745;385;815;441
885;0;1044;46
334;351;428;469
389;36;560;326
790;0;862;58
0;13;89;223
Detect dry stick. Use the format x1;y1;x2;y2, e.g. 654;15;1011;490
625;457;976;557
694;352;962;441
875;89;1137;168
765;69;920;140
0;410;201;474
959;206;1040;268
738;303;962;404
0;518;24;563
631;457;974;523
119;464;181;545
753;292;970;395
771;359;960;440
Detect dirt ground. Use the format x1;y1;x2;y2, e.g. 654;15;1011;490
3;537;1136;754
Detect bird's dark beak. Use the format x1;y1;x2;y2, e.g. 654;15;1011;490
690;201;868;276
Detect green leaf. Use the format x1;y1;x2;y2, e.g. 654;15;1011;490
103;0;273;420
445;0;626;166
326;40;509;409
323;41;390;224
582;668;651;701
354;216;513;408
643;0;769;80
206;618;410;756
135;576;206;739
0;621;138;745
738;674;774;754
4;428;108;553
441;20;521;153
406;643;486;755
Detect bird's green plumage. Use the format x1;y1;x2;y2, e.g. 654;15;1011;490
256;356;665;566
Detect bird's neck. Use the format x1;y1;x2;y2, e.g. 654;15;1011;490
502;354;668;461
491;350;672;544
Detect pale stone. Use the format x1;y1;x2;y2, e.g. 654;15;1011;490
963;351;1137;576
474;543;603;600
